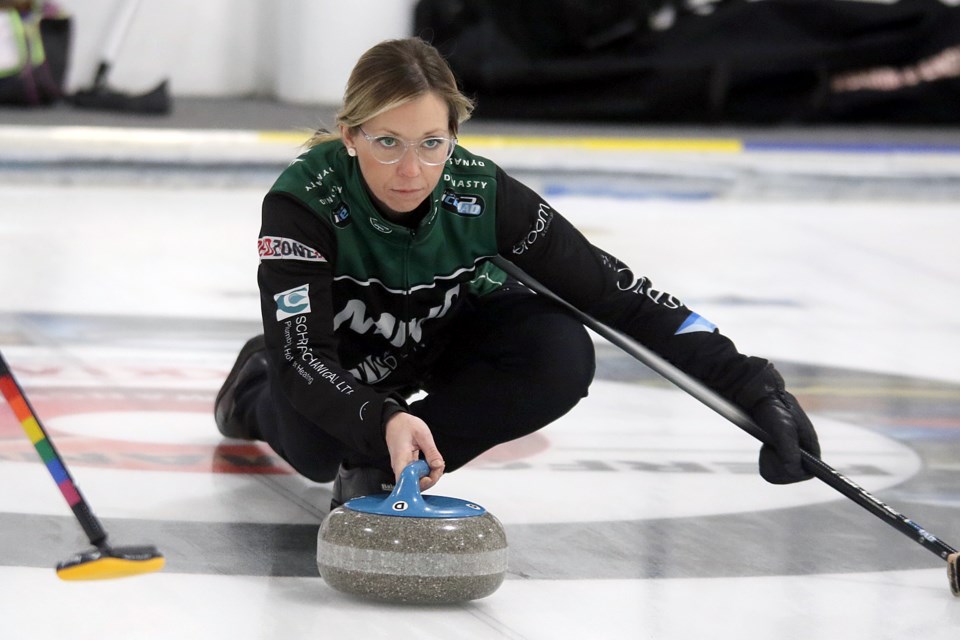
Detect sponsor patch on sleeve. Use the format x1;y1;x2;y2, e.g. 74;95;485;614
674;312;718;335
275;284;311;320
258;236;327;262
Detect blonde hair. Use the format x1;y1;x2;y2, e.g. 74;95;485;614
306;38;474;148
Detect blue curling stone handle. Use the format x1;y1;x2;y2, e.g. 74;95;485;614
344;460;487;518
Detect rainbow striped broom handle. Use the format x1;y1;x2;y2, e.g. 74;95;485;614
0;351;108;548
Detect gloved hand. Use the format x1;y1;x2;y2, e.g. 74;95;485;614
733;362;820;484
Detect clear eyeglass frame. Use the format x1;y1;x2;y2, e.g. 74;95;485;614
356;126;457;166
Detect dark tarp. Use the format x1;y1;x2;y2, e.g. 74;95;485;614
415;0;960;123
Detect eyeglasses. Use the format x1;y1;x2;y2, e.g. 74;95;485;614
356;127;457;166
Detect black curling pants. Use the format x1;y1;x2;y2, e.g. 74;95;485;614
245;287;596;481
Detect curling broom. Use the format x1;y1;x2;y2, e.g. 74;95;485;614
0;350;164;580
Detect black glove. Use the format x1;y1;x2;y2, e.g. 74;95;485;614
733;362;820;484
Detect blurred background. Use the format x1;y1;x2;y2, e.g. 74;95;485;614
3;0;960;125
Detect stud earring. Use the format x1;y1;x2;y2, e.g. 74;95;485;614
347;148;357;157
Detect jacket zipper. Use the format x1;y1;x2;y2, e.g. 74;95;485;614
400;229;415;359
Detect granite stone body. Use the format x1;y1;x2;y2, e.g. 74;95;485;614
317;506;508;604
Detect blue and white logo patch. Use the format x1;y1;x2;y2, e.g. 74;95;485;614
441;189;485;216
331;202;351;228
274;284;311;321
674;312;717;335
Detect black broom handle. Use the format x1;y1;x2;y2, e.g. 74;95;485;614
491;255;957;562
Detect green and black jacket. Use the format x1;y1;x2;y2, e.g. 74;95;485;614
258;140;765;458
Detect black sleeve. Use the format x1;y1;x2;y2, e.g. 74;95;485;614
258;192;398;458
493;169;767;400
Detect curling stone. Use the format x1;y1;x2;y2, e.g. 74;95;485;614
317;460;508;604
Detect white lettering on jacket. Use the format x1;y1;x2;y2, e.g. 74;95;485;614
333;285;461;347
442;175;488;190
511;203;554;255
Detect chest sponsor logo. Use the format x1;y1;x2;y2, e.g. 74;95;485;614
449;157;486;168
303;165;336;192
442;175;488;190
333;285;460;348
369;217;393;234
274;283;311;321
258;236;326;262
331;202;351;228
441;189;485;216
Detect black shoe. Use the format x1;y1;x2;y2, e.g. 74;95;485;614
214;335;267;440
330;463;395;510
